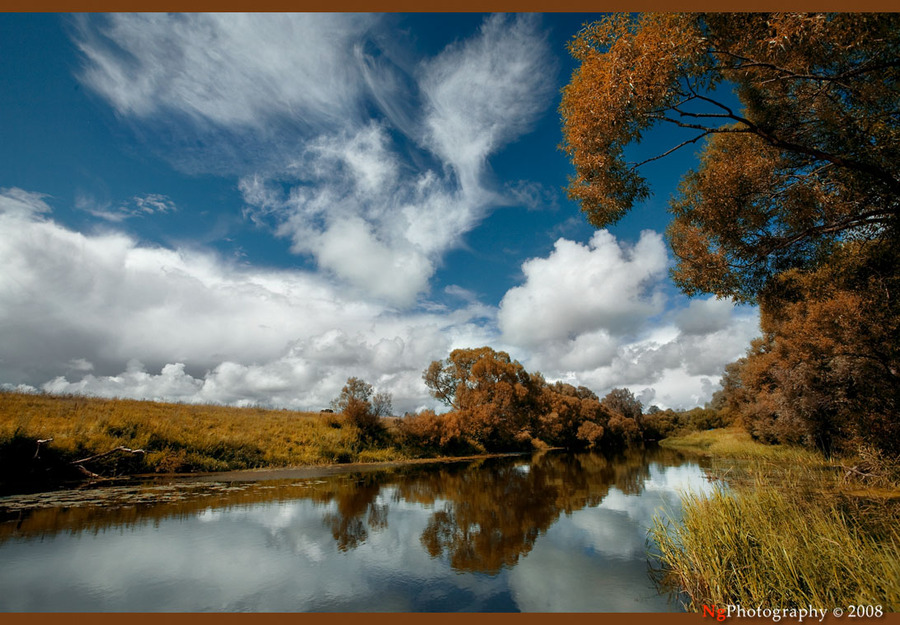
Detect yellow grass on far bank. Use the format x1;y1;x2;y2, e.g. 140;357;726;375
0;390;411;482
660;426;820;462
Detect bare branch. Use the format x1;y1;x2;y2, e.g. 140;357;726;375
34;437;54;461
71;446;146;466
630;131;713;169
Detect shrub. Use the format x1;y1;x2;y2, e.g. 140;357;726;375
397;410;473;455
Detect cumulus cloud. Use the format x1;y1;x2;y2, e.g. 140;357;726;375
497;229;759;408
674;296;735;336
499;230;669;347
0;187;759;411
0;188;494;413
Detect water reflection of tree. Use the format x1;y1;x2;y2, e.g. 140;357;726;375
314;475;388;551
1;447;697;574
406;449;667;574
419;462;560;573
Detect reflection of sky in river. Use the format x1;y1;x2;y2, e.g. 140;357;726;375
0;455;713;612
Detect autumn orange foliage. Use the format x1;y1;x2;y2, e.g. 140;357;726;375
421;346;645;452
561;13;900;456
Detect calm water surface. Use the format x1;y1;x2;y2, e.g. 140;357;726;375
0;447;713;612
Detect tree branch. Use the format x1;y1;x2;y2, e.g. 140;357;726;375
33;438;54;461
630;131;713;169
647;108;900;194
71;446;146;466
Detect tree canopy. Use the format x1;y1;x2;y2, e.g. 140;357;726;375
331;376;392;437
421;347;646;452
560;12;899;303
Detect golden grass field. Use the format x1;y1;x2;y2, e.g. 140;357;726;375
0;390;411;490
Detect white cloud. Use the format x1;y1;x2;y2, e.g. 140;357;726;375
0;187;759;411
75;13;378;129
0;188;492;413
313;216;434;304
497;229;759;409
262;13;556;305
79;192;177;222
132;193;177;215
75;14;556;305
0;186;52;218
0;187;760;411
499;230;669;347
419;13;555;189
674;296;735;336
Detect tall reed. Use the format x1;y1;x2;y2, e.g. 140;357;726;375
650;449;900;610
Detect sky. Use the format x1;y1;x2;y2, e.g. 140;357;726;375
0;13;760;414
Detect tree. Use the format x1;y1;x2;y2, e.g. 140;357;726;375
371;392;393;419
534;380;607;449
720;240;900;455
560;13;900;303
331;377;392;437
423;347;540;449
600;388;643;423
330;377;374;413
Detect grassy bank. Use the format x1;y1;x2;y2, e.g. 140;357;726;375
0;391;417;493
659;426;821;461
652;428;900;610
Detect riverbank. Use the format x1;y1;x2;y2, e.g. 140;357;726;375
651;428;900;610
0;390;480;494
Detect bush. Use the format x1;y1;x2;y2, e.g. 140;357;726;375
397;410;474;455
343;397;381;435
331;378;392;440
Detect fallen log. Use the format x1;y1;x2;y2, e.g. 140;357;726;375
32;438;146;477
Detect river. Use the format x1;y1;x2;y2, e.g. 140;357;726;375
0;447;713;612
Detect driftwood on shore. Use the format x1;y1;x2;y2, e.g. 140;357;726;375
70;446;146;478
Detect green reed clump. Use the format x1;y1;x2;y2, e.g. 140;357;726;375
650;459;900;610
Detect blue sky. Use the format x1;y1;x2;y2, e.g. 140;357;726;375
0;13;759;413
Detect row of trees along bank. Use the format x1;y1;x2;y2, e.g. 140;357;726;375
334;346;729;456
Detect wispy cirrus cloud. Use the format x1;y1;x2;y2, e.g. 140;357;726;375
75;13;378;129
78;192;177;222
74;13;558;305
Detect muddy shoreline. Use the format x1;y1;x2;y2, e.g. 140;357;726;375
1;450;533;500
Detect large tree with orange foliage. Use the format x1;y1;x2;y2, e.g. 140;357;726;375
724;241;900;455
561;13;900;454
423;347;541;449
560;13;899;303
